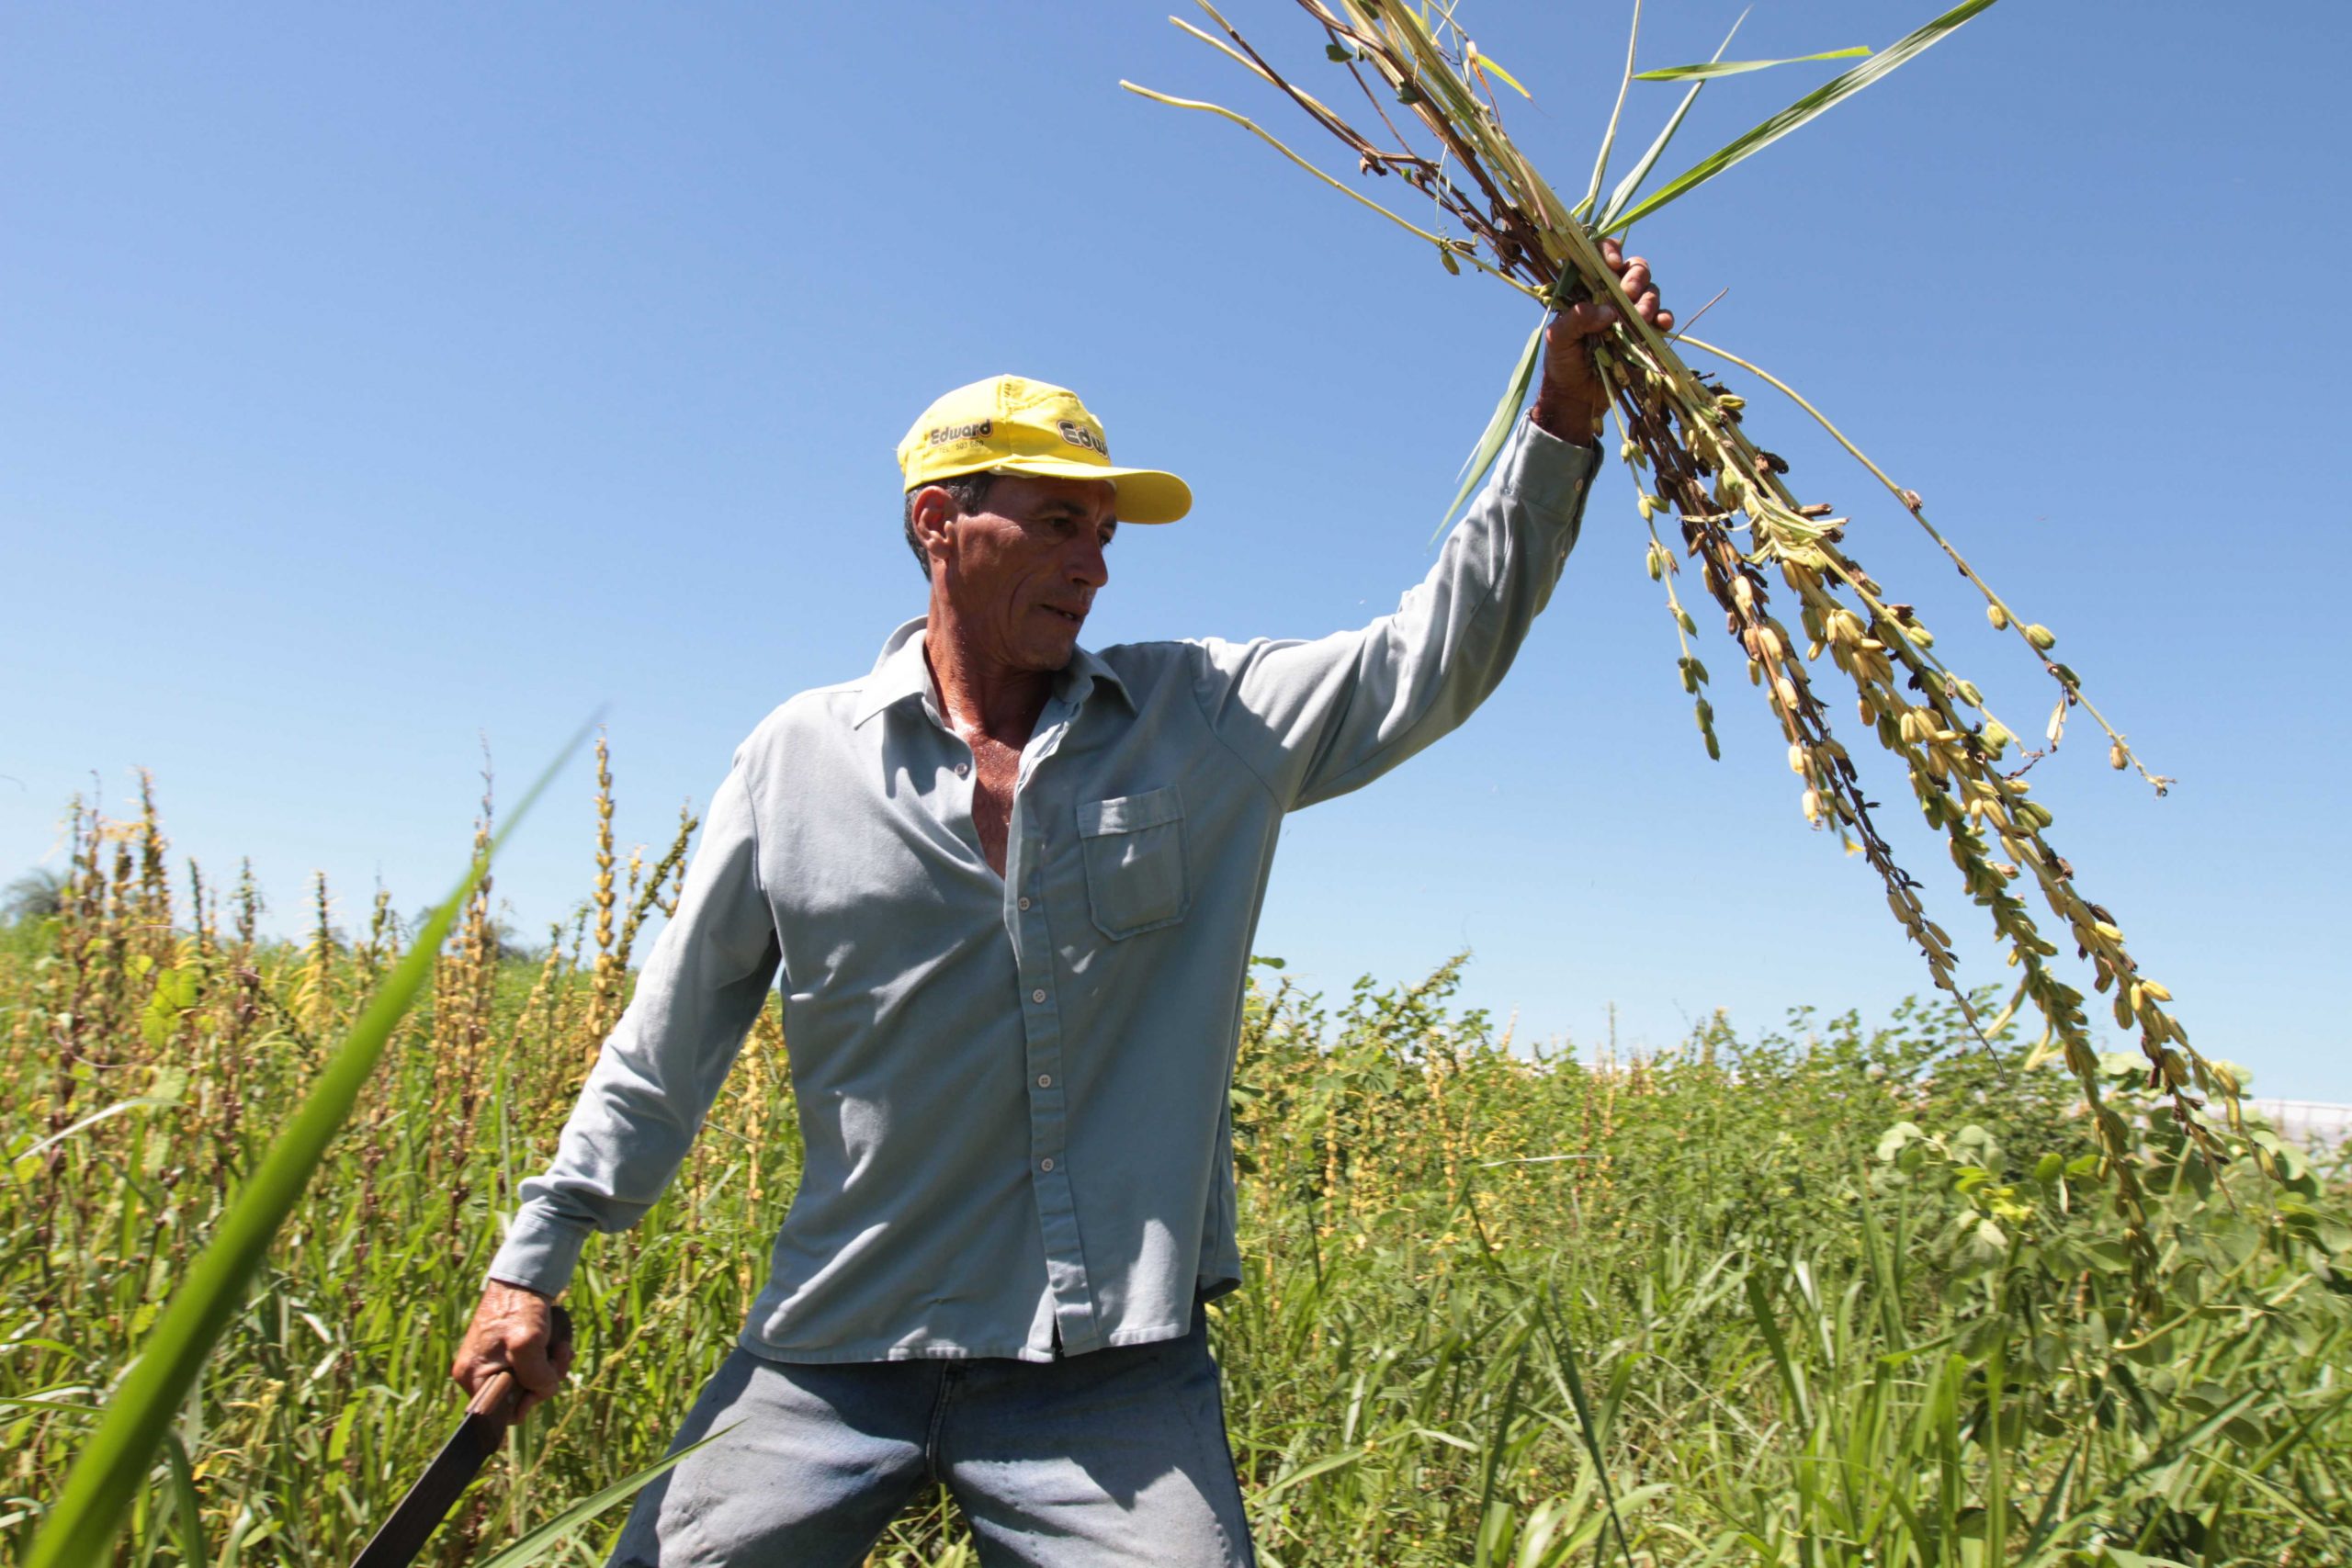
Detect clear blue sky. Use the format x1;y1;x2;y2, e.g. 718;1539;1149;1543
6;1;2347;1098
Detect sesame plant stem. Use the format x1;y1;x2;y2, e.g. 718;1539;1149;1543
1133;0;2258;1298
1118;82;1544;302
1679;332;2166;794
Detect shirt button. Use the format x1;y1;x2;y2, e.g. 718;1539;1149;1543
1040;1157;1055;1172
1018;897;1032;910
1032;987;1046;1003
1036;1073;1052;1088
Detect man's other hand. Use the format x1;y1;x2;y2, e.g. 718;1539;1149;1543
1531;238;1674;444
451;1279;573;1424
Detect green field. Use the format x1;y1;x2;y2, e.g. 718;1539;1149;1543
5;778;2346;1567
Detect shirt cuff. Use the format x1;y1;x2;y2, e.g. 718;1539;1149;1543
485;1206;594;1298
1492;412;1601;517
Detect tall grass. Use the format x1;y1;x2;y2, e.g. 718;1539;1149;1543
3;763;2346;1566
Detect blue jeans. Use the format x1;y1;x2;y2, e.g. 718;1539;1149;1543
606;1303;1257;1566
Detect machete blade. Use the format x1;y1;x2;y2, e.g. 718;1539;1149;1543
347;1303;573;1568
347;1410;506;1568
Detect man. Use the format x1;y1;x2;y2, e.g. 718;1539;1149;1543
454;243;1670;1565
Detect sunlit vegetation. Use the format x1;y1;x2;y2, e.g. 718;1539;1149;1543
5;764;2345;1565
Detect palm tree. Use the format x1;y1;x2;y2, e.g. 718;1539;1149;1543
2;868;66;923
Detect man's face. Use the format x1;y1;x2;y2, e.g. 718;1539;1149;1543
928;472;1118;672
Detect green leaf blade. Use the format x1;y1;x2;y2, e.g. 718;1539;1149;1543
1634;46;1870;83
469;1428;733;1568
1430;311;1550;545
1596;8;1748;231
1610;0;2001;233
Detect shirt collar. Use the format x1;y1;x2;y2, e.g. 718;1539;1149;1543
851;617;1130;728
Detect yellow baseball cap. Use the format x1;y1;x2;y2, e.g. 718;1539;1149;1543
896;374;1192;525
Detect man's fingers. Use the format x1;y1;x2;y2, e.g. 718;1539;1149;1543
1554;300;1617;339
1587;240;1667;314
505;1351;575;1424
478;1336;561;1427
504;1328;561;1398
449;1283;570;1427
1553;258;1670;340
454;1347;507;1393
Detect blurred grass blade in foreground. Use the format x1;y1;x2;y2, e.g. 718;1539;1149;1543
460;1428;726;1568
25;721;596;1568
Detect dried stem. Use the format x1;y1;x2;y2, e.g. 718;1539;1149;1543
1138;0;2233;1304
1678;333;2169;794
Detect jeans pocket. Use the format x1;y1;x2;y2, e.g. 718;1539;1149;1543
1077;785;1190;940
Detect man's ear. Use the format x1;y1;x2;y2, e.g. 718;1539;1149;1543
909;484;960;570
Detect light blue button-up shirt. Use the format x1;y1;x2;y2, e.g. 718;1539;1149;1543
487;419;1598;1362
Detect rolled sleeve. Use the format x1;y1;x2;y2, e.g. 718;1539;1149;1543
1496;412;1600;517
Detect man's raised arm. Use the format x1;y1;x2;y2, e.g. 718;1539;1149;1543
1190;243;1670;811
451;748;781;1416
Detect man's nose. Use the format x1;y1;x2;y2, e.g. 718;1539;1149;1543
1068;536;1110;591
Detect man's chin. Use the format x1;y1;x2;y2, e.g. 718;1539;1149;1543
1013;631;1082;672
1034;615;1087;657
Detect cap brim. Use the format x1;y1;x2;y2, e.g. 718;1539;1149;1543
987;456;1193;525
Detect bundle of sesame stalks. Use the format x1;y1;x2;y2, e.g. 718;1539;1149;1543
1126;0;2251;1301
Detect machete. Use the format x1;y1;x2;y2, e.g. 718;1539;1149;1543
348;1303;575;1568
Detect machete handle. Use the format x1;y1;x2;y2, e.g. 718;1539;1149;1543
549;1300;576;1358
467;1301;576;1423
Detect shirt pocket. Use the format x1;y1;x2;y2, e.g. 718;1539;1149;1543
1076;785;1190;940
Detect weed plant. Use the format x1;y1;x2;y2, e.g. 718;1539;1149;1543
3;768;2346;1566
1128;0;2246;1296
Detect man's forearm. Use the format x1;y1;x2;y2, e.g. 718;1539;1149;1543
483;757;783;1299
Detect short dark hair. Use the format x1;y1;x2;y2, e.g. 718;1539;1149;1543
903;472;997;578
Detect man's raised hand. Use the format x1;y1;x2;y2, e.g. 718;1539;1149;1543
1531;238;1674;444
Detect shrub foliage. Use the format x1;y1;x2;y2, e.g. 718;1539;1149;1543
3;774;2345;1566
